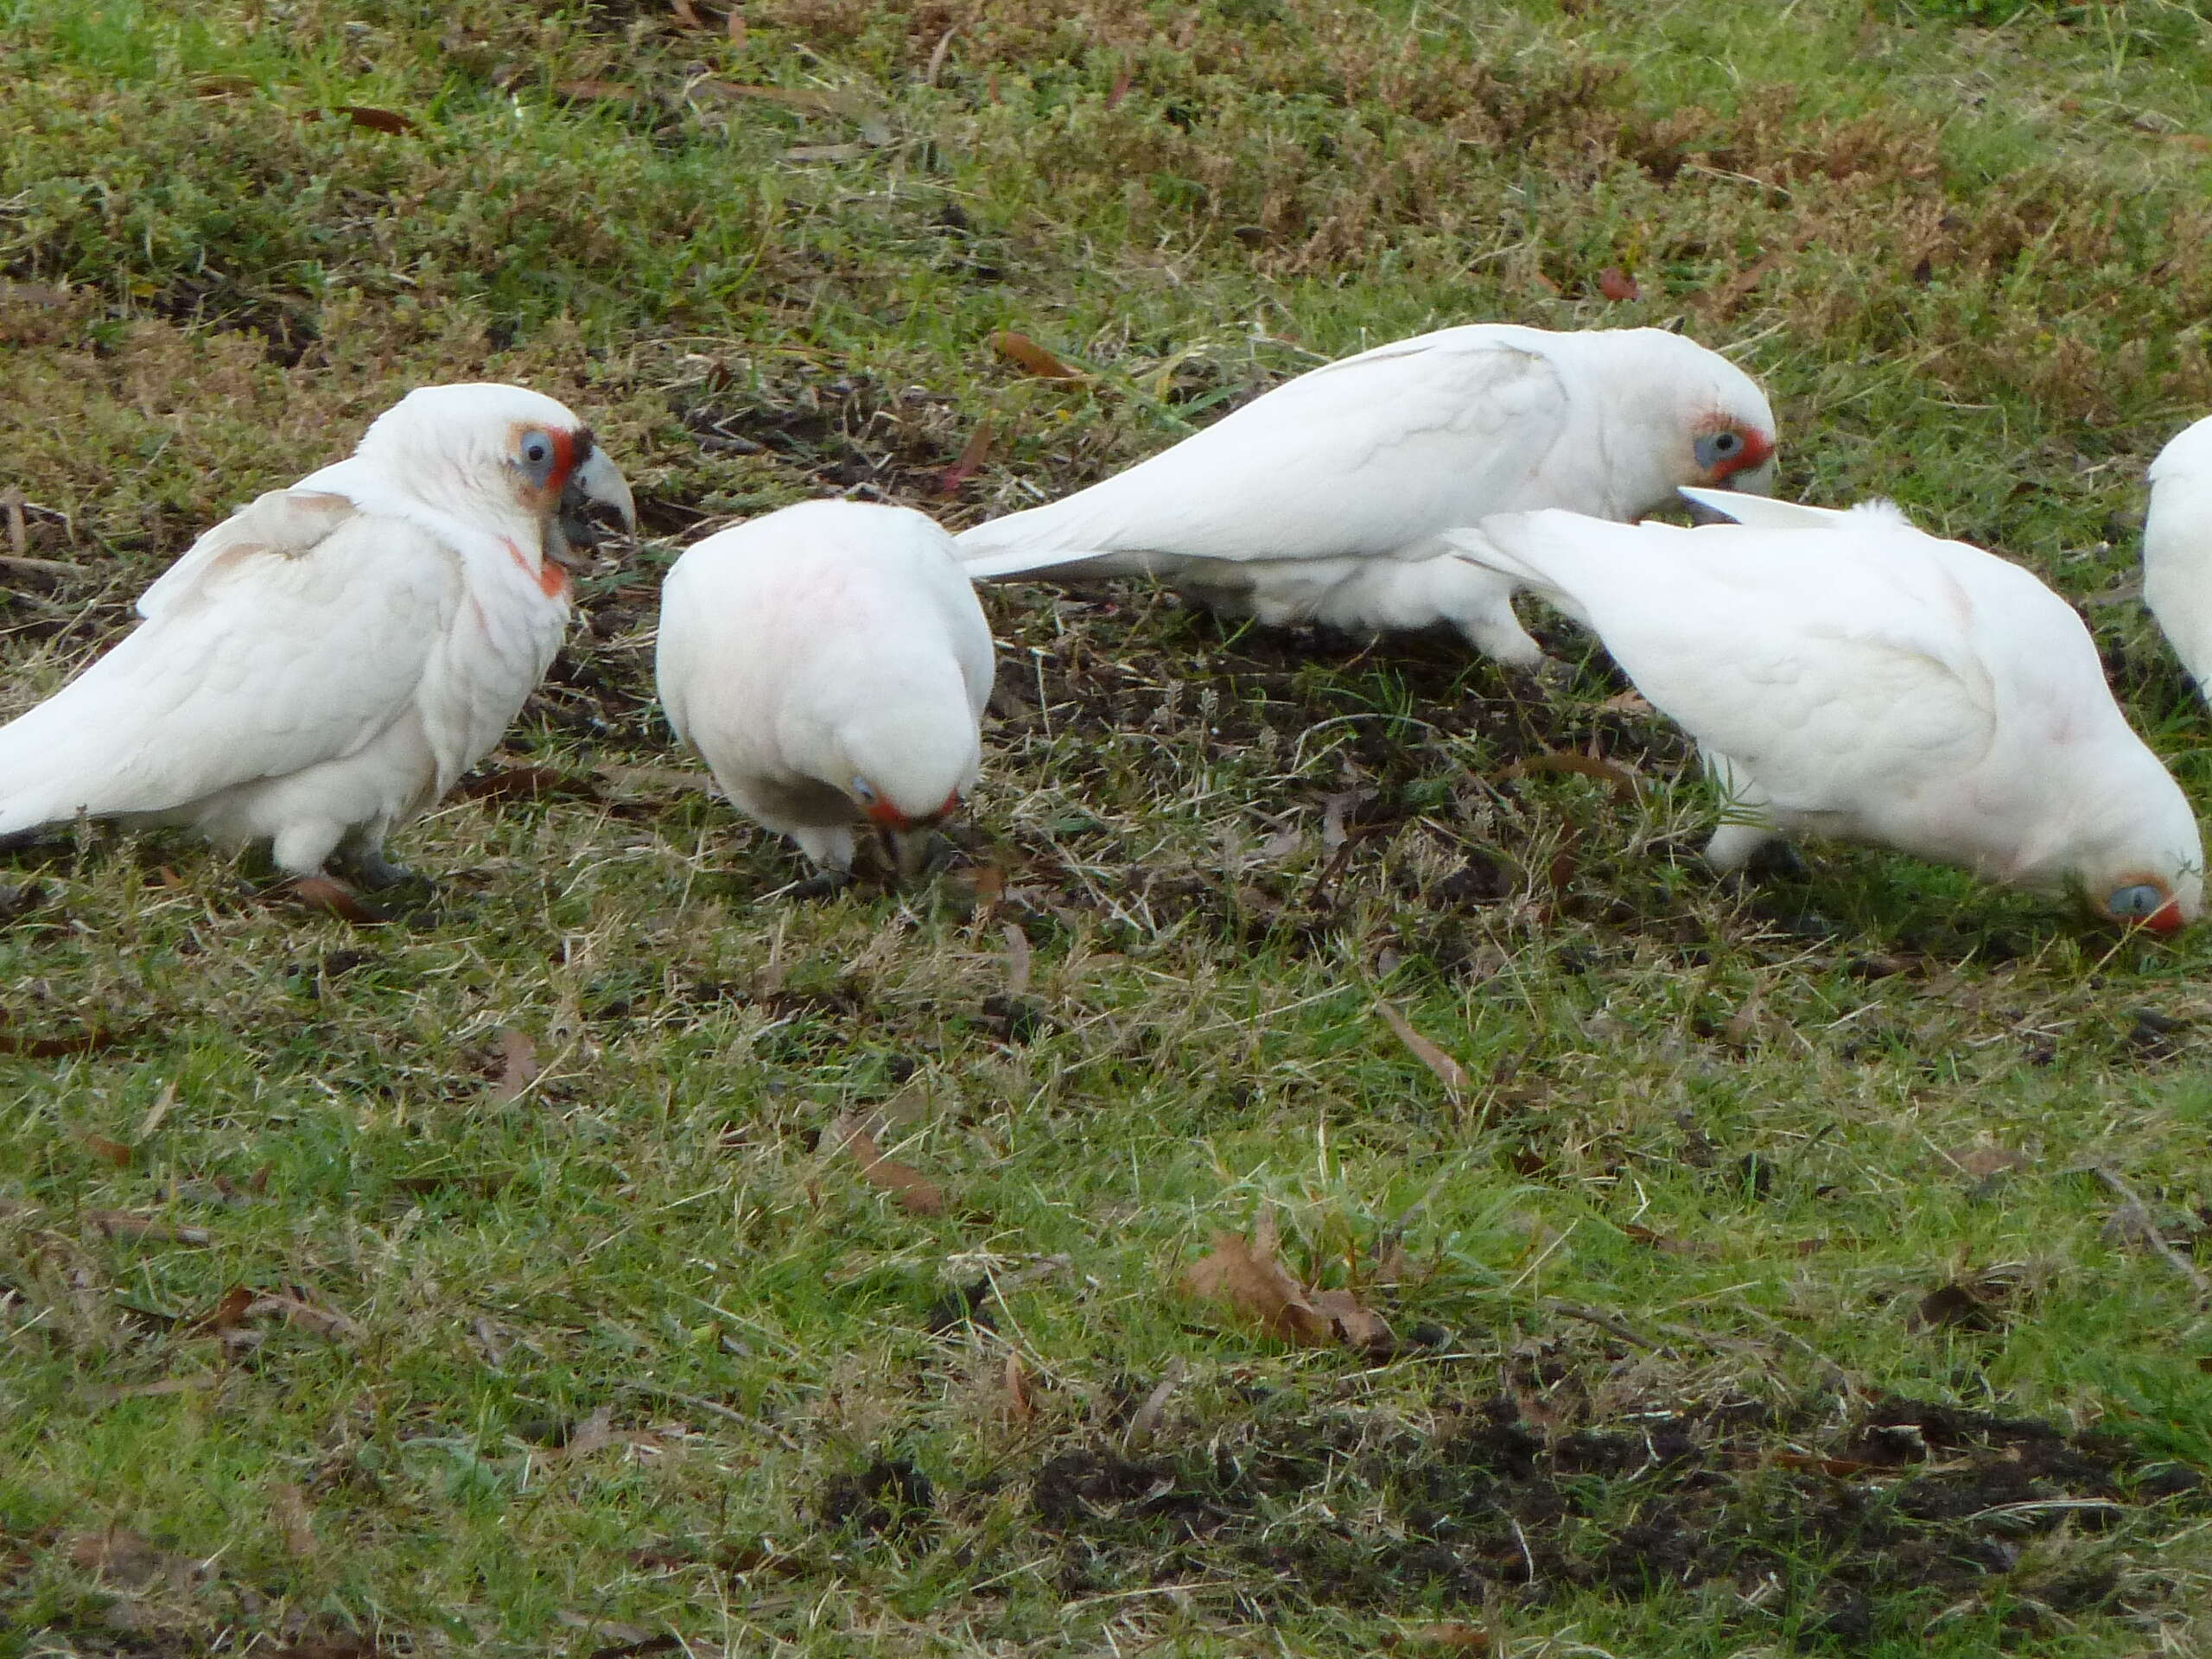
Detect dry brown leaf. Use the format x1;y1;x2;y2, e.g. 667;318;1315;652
304;105;418;135
270;1482;317;1559
86;1211;210;1245
1771;1450;1880;1479
281;875;390;925
1596;689;1655;715
556;79;645;105
1001;922;1033;998
192;74;257;99
830;1110;947;1215
1596;266;1640;302
669;0;705;25
1184;1229;1330;1345
247;1293;364;1341
0;282;73;308
1398;1625;1491;1652
1623;1223;1720;1258
1942;1144;2031;1179
1002;1351;1032;1424
80;1133;133;1167
490;1028;541;1103
564;1406;615;1459
728;8;747;43
989;331;1080;379
1105;61;1134;110
67;1527;203;1588
938;417;994;495
200;1284;255;1332
1499;750;1640;801
1373;999;1469;1096
1308;1286;1395;1354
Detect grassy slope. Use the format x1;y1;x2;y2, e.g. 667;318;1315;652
5;0;2212;1654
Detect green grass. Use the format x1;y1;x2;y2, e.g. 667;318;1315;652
7;0;2212;1654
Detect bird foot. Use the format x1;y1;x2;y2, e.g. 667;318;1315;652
782;868;855;902
340;849;429;893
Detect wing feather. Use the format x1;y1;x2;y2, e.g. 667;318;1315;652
0;503;461;832
957;331;1570;572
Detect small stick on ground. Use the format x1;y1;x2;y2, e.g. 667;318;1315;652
2093;1166;2212;1306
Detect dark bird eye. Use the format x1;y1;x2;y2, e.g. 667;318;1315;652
519;429;556;475
1713;432;1740;454
2108;883;2164;918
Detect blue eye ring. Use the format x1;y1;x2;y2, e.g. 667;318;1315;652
2108;883;2165;919
1695;429;1745;471
851;778;877;804
518;429;556;480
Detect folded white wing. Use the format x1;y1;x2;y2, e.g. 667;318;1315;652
1452;511;2008;813
0;489;461;832
957;329;1570;575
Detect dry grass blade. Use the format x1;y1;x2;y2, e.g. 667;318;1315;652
1125;1357;1186;1449
989;332;1080;379
86;1211;211;1245
2093;1166;2212;1305
696;81;890;143
556;80;645;105
829;1110;947;1215
1001;922;1033;997
1373;998;1469;1096
2;487;24;556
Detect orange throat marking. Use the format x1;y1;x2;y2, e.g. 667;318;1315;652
505;538;569;600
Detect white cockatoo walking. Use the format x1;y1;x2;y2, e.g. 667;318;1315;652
954;323;1778;666
655;500;994;880
2144;415;2212;695
1447;490;2203;931
0;384;635;886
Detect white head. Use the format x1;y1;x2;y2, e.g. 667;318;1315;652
1570;329;1779;513
353;383;636;562
2006;737;2204;932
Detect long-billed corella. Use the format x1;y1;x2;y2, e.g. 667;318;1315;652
955;323;1777;667
1446;490;2203;931
0;384;634;887
655;499;993;881
2144;415;2212;696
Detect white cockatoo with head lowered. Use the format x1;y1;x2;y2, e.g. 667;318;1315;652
1446;490;2203;931
656;500;993;880
2144;415;2212;695
0;384;635;886
955;323;1777;666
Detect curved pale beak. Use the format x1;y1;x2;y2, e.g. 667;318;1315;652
557;448;637;561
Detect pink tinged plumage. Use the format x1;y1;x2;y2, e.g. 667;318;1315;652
0;383;633;883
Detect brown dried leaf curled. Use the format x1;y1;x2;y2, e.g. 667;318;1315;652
830;1111;948;1215
1374;998;1470;1096
989;331;1080;379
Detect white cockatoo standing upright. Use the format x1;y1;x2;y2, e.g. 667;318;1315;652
655;500;994;880
1446;490;2203;931
0;384;635;887
2144;415;2212;695
954;323;1778;666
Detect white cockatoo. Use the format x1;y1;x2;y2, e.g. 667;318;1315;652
655;499;994;880
954;323;1777;666
1446;489;2203;931
0;384;635;887
2144;415;2212;694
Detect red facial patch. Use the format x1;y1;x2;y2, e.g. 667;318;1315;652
1713;427;1775;481
2144;897;2185;935
865;797;912;831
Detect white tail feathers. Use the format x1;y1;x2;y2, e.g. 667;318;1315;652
1676;487;1912;531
